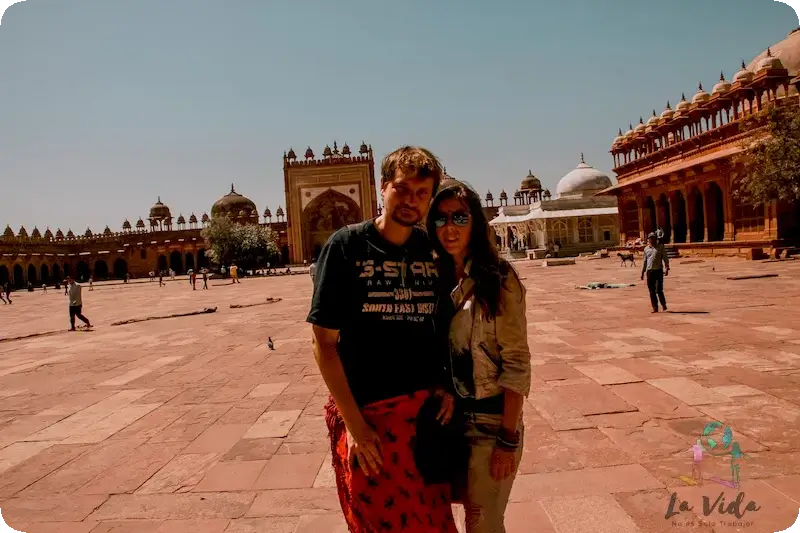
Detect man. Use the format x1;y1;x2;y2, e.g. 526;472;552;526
308;258;317;285
230;264;240;284
202;268;209;290
308;146;458;532
66;276;92;330
641;232;670;313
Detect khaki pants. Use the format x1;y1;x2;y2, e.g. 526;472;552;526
463;413;524;533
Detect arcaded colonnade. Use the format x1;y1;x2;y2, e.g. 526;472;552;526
604;41;800;252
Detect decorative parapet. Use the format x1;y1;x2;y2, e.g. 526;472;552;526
284;140;373;168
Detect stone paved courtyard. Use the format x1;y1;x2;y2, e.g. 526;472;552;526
1;257;799;533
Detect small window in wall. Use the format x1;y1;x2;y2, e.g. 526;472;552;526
140;249;147;260
603;230;611;241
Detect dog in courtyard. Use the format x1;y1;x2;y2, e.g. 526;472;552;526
618;252;636;267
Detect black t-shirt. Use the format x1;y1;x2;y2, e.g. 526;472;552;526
307;219;446;407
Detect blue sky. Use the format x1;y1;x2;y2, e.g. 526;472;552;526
0;0;795;233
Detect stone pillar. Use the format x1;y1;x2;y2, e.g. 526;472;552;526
572;219;579;245
636;197;646;241
721;176;735;241
668;194;677;244
592;216;599;244
702;185;711;242
682;188;693;243
767;200;779;239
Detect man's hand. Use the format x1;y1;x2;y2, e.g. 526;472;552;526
347;421;383;477
490;448;517;481
665;268;670;277
641;272;645;281
434;389;455;425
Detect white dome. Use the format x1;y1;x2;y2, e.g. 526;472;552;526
555;158;613;197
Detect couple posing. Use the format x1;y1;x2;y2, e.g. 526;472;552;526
308;146;531;533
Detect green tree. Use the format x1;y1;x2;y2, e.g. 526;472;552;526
201;216;279;270
735;104;800;205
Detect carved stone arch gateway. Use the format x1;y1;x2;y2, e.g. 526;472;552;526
301;189;362;262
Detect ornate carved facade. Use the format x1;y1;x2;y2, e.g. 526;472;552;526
283;141;378;263
602;30;800;256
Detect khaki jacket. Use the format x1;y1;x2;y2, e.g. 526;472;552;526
448;262;531;400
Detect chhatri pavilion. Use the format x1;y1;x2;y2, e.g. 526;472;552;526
488;156;620;258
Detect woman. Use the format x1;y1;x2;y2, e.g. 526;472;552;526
427;181;531;533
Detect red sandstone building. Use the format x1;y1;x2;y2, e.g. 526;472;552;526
0;142;375;288
601;30;800;256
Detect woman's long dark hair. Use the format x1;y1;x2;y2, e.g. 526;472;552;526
426;181;511;319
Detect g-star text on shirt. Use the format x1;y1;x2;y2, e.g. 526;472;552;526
357;260;438;279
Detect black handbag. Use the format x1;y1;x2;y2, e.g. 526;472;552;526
413;393;470;486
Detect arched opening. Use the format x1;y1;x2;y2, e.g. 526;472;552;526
598;216;617;243
94;260;109;280
551;219;570;246
197;249;209;269
301;189;362;263
40;264;50;284
622;201;639;242
13;264;24;288
157;255;168;273
185;253;195;272
672;191;688;243
644;196;657;236
62;264;71;278
76;261;91;282
280;245;289;265
113;258;128;279
658;193;671;243
578;218;593;243
0;265;9;286
169;251;183;274
706;182;725;242
52;264;61;282
688;189;705;242
27;264;37;285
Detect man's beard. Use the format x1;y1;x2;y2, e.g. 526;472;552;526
390;206;421;227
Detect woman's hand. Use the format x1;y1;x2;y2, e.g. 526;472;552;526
346;420;383;477
490;447;517;481
434;388;455;424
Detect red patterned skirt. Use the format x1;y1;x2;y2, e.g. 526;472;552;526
324;390;459;533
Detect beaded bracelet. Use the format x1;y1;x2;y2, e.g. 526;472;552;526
495;429;521;451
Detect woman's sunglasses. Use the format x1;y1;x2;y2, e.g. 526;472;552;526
433;212;471;228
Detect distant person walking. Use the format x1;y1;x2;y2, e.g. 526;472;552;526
42;283;48;293
230;264;240;284
89;276;94;291
66;276;92;331
309;258;317;285
159;271;165;287
641;232;670;313
190;270;197;290
0;286;6;304
202;268;209;290
4;282;12;304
